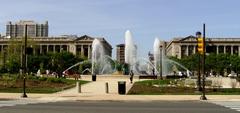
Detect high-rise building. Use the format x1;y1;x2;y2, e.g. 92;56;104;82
116;44;125;64
6;20;48;38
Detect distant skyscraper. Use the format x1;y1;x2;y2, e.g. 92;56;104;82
116;44;125;64
6;20;48;38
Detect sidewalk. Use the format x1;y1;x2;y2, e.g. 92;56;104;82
2;92;240;102
56;75;135;95
1;75;240;102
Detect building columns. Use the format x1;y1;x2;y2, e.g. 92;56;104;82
216;45;219;54
1;45;3;54
67;45;69;52
40;45;42;54
193;45;196;54
33;47;36;55
231;46;234;55
81;45;84;56
238;46;240;56
46;45;49;53
223;46;226;54
53;45;56;53
60;45;63;52
179;45;182;59
88;45;91;59
186;45;189;56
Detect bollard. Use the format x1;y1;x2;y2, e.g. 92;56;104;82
105;82;109;94
76;81;81;93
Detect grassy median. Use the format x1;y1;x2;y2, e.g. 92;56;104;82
128;79;240;95
0;74;89;93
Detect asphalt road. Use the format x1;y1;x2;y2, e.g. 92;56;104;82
0;100;238;113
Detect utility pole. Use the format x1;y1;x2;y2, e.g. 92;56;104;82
21;24;28;98
159;45;163;80
200;23;207;100
3;50;6;72
196;24;207;100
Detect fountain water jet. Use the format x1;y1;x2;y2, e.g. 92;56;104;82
153;38;160;74
92;39;115;75
125;30;137;71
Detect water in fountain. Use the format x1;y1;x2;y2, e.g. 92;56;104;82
63;39;116;76
92;39;115;75
152;37;191;77
132;57;157;75
63;60;91;74
153;38;160;74
125;30;137;70
164;59;191;76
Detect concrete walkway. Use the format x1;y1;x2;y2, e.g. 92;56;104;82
56;75;137;95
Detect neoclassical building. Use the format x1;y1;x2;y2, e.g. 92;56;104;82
0;35;112;59
165;36;240;59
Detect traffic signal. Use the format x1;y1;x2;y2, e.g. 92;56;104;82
197;37;204;54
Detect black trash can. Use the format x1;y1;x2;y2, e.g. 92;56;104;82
118;81;126;94
92;74;96;81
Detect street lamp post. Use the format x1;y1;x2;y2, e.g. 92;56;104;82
159;45;163;80
21;24;28;98
3;50;6;72
200;23;207;100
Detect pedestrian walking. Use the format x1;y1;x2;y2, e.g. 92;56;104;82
130;70;134;83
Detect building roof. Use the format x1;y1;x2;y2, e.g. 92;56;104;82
166;35;240;49
7;20;48;25
0;35;112;49
116;44;125;47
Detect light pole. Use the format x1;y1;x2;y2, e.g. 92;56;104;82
3;50;6;72
200;23;207;100
21;24;28;98
196;31;202;91
160;45;163;80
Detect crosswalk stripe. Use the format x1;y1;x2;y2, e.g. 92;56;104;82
209;101;240;112
226;105;240;108
0;100;49;108
229;107;240;110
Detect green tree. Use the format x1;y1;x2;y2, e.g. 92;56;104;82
50;51;81;77
115;61;122;72
215;53;230;75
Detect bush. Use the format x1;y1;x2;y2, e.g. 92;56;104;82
39;77;47;81
27;75;39;80
47;77;65;83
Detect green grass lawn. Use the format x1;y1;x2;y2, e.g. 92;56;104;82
128;79;240;95
0;74;89;93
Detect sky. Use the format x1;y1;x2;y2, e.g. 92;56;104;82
0;0;240;58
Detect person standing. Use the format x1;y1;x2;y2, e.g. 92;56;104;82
130;70;134;83
152;68;155;76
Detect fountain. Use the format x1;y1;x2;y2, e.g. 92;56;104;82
132;57;156;75
152;38;191;77
153;38;160;74
63;39;115;77
124;30;137;71
92;39;115;75
63;30;191;78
